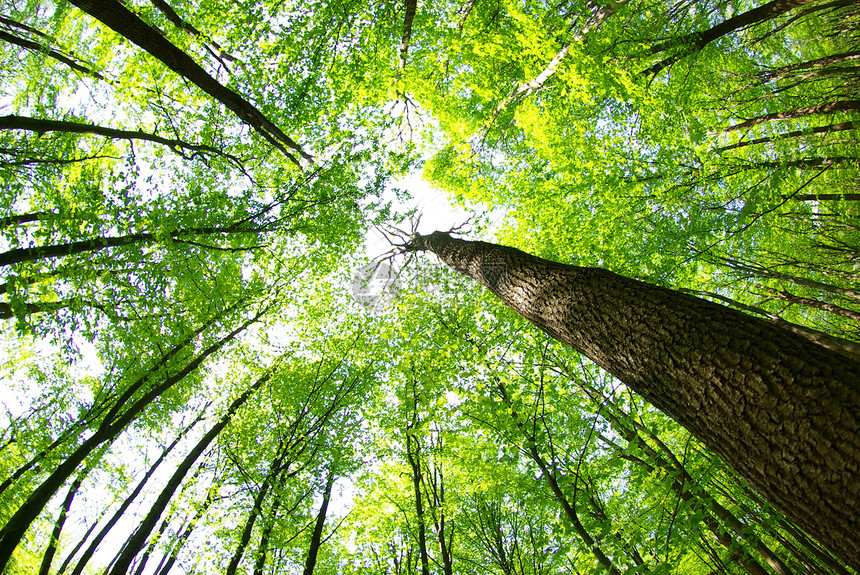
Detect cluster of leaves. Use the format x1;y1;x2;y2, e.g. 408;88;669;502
0;0;857;573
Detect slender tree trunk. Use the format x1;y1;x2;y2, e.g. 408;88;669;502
106;368;272;575
757;286;860;323
406;231;860;569
251;490;282;575
715;121;857;152
406;410;431;575
646;0;818;77
0;28;103;78
154;476;221;575
584;379;793;575
56;503;107;574
0;211;55;229
38;467;90;575
791;193;860;201
302;468;336;575
146;0;235;67
0;223;264;268
65;0;310;165
717;256;860;301
494;379;624;575
225;440;292;575
760;51;860;81
0;309;258;572
0;115;236;159
724;101;860;132
69;408;208;575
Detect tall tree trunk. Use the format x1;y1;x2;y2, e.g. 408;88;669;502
756;286;860;323
225;440;292;575
107;368;273;575
405;405;431;575
0;308;258;572
495;379;624;575
0;28;103;78
68;408;209;575
0;223;265;267
154;476;222;575
38;467;91;575
251;490;282;575
724;100;860;132
714;121;857;152
65;0;310;165
406;231;860;569
646;0;818;77
302;468;336;575
0;114;236;160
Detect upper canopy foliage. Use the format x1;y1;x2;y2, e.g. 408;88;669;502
0;0;857;573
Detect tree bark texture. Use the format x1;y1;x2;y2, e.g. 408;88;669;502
407;231;860;569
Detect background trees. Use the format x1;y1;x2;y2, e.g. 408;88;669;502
1;0;857;573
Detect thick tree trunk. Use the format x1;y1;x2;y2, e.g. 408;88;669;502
406;231;860;569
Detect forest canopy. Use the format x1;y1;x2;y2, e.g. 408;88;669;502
0;0;858;574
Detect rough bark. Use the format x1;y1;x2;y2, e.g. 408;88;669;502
407;231;860;569
681;289;860;363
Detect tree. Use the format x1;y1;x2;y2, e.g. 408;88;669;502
405;230;860;569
